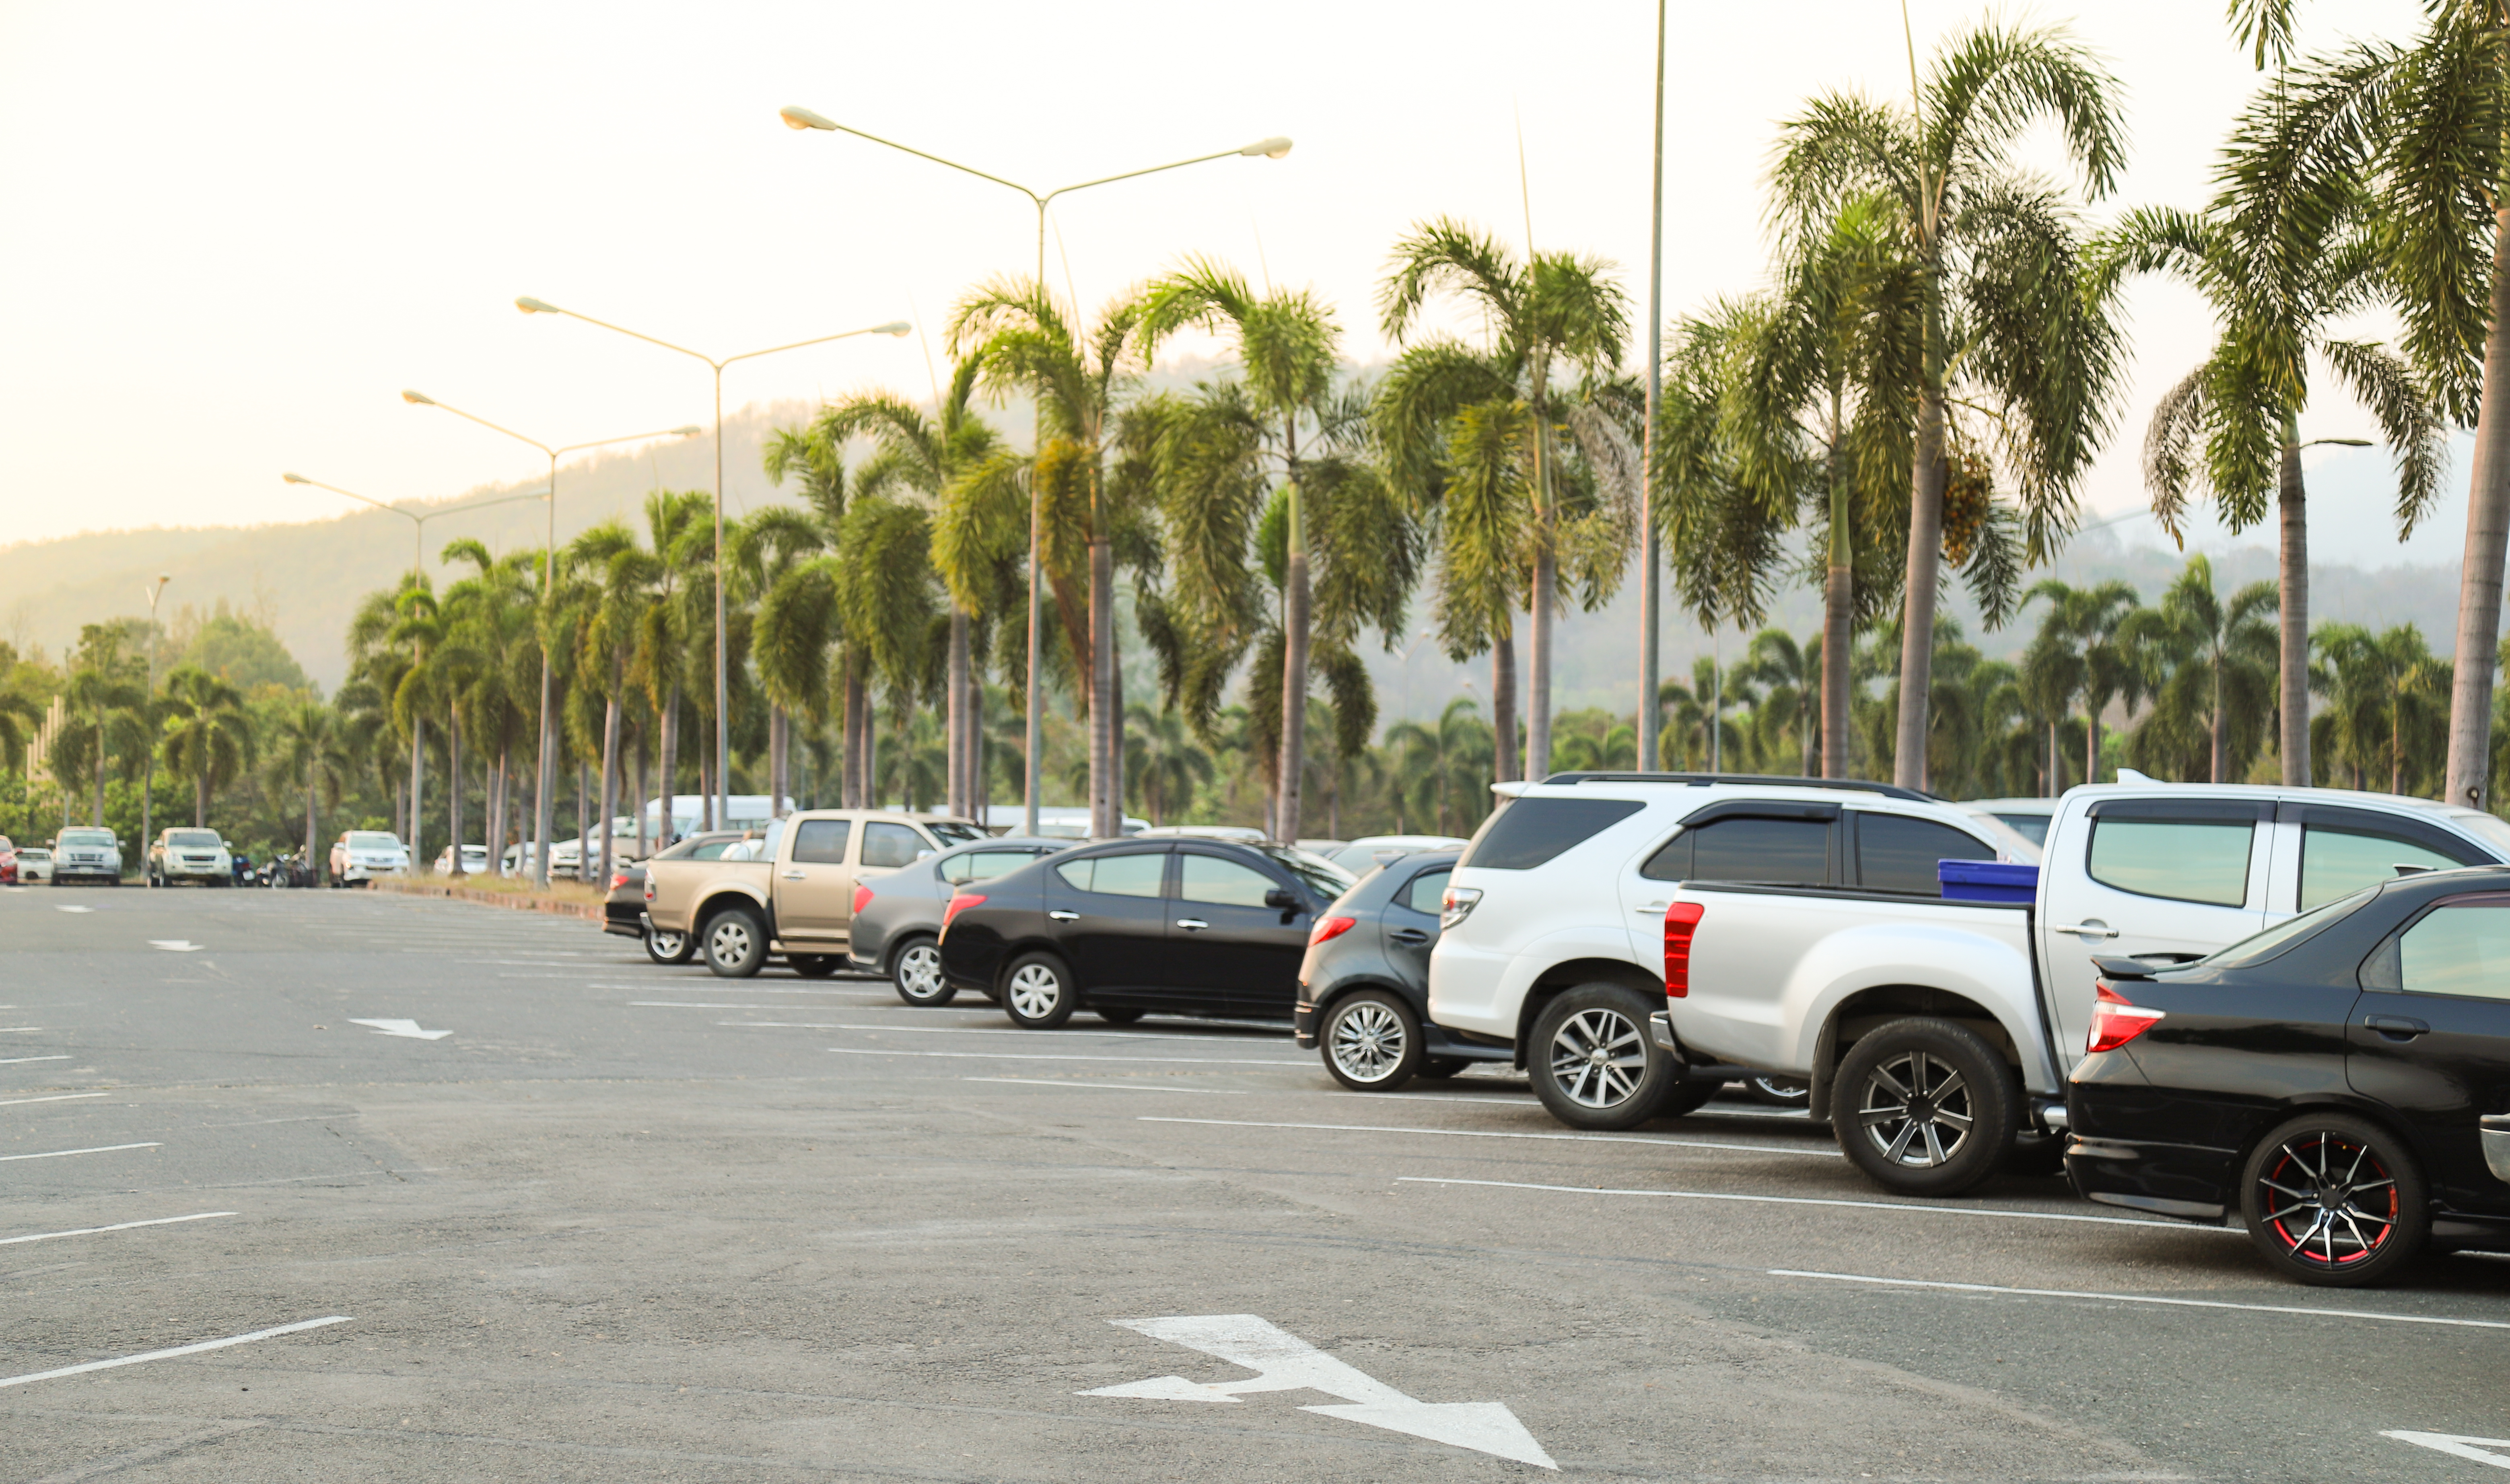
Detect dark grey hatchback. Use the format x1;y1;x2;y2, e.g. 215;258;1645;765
1291;851;1513;1091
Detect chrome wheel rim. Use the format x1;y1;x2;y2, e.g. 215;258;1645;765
1548;1008;1646;1109
2258;1130;2397;1268
1328;1001;1406;1083
1007;963;1061;1019
1753;1075;1810;1103
706;919;753;966
1856;1050;1974;1167
896;945;946;1002
648;931;685;961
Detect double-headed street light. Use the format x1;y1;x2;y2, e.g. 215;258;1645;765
778;106;1291;837
511;301;909;834
394;398;702;887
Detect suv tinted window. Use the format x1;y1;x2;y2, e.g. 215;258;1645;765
791;819;851;865
863;822;925;869
941;849;1040;884
1462;798;1644;871
2088;805;2254;906
1402;868;1451;915
1641;813;1831;885
1055;850;1167;898
2397;897;2510;1001
1859;813;1993;895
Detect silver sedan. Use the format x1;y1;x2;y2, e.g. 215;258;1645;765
847;836;1070;1006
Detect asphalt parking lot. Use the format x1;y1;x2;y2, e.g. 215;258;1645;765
6;884;2510;1481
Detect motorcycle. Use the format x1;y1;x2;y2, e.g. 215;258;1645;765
258;852;318;888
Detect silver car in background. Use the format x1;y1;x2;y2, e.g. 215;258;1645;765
848;836;1070;1006
51;827;122;885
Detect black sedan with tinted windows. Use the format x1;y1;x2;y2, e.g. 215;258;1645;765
2066;864;2510;1286
937;838;1356;1028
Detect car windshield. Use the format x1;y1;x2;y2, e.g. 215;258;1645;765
2198;885;2383;969
926;820;983;845
348;832;400;850
168;830;221;849
60;829;112;848
1251;844;1356;899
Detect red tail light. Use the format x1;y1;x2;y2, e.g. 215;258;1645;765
642;879;655;903
611;872;630;889
1309;914;1357;947
2087;981;2164;1054
1663;901;1705;998
851;883;874;915
943;892;985;927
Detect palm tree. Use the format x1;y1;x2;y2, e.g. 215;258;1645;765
1735;629;1821;777
1769;18;2128;788
270;699;346;879
1124;703;1213;827
157;666;253;829
1382;697;1495;836
2124;557;2279;783
2310;623;2451;794
569;521;653;886
2094;72;2446;788
2020;580;2140;788
1379;219;1638;784
57;626;144;827
834;493;939;810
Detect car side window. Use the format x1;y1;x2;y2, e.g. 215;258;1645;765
942;850;1038;885
1054;850;1167;898
1858;813;1994;895
791;819;851;865
1178;854;1278;907
1461;799;1645;870
2086;805;2255;907
1401;869;1451;915
2395;897;2510;1002
862;822;924;869
688;841;735;861
1644;814;1829;885
2299;812;2484;911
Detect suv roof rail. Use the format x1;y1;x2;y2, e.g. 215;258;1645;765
1538;771;1942;804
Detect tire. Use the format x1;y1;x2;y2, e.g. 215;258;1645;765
789;954;842;979
1745;1074;1812;1107
644;928;693;966
701;907;769;979
1321;990;1425;1092
1831;1018;2017;1197
2240;1112;2428;1287
1420;1057;1472;1080
1094;1005;1145;1025
1654;1075;1723;1118
888;936;955;1007
1000;952;1077;1029
1527;984;1685;1131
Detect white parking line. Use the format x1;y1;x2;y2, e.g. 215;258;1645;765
0;1315;354;1389
0;1056;70;1065
962;1076;1250;1095
0;1027;44;1033
1144;1118;1838;1158
0;1211;236;1247
1402;1175;2228;1228
0;1142;161;1163
736;1019;1290;1045
0;1093;108;1108
1772;1268;2510;1329
830;1047;1312;1066
1321;1092;1538;1107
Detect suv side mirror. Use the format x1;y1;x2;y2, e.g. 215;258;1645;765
1264;887;1298;910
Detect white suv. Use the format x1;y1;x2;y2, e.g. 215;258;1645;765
330;829;410;885
1429;772;2023;1129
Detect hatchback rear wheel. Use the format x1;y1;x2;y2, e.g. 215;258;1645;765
2240;1113;2427;1286
889;936;953;1006
1322;990;1424;1092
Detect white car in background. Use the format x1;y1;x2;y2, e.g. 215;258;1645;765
51;826;123;885
431;844;491;876
330;829;411;885
15;846;52;883
148;827;233;887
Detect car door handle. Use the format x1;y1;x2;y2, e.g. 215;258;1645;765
2366;1014;2430;1040
781;872;807;881
1633;902;1667;915
1175;918;1209;931
2053;922;2119;939
1390;928;1430;945
1047;910;1079;922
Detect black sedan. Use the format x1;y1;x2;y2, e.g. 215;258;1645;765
848;835;1069;1006
1291;850;1513;1090
606;832;750;964
2065;864;2510;1286
938;838;1356;1028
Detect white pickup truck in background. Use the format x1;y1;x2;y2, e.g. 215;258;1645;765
1431;773;2510;1195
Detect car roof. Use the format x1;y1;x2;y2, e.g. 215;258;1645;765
1534;771;1938;803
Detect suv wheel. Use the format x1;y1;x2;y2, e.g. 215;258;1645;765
702;907;768;979
644;928;692;966
2240;1112;2428;1286
1528;984;1683;1131
1001;952;1077;1029
1322;990;1424;1092
1831;1018;2016;1196
889;936;954;1006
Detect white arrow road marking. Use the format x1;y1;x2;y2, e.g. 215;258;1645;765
346;1018;451;1041
147;940;204;952
0;1315;352;1389
2384;1431;2510;1470
1082;1314;1556;1470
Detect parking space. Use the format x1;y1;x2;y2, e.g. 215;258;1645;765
7;885;2510;1480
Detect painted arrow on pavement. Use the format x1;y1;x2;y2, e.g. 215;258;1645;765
1081;1313;1555;1469
148;940;204;952
346;1019;451;1041
2385;1431;2510;1470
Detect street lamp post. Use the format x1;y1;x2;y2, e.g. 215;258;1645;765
138;574;169;886
1639;0;1667;771
778;106;1291;837
399;395;701;887
513;301;909;834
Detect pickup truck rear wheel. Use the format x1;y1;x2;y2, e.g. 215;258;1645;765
1528;985;1685;1131
1000;952;1077;1029
1831;1019;2016;1196
701;907;769;979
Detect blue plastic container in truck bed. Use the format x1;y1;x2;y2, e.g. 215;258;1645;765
1939;859;2039;904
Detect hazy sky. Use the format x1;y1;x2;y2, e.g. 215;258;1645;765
0;0;2437;549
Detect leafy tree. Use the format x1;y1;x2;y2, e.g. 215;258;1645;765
2311;623;2451;794
158;665;253;829
270;699;347;875
2124;557;2278;782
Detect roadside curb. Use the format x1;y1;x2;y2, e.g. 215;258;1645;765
370;877;605;922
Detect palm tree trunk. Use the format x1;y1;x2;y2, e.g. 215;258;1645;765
409;721;425;879
947;608;970;819
305;768;319;885
194;773;205;829
841;657;865;810
597;675;620;889
2211;657;2228;784
1491;633;1518;785
1277;485;1310;843
659;686;680;839
574;760;588;883
634;724;650;859
2446;205;2510;809
1530;544;1557;782
1823;427;1853;781
1894;383;1948;791
2086;704;2102;790
1089;538;1118;838
2277;419;2311;786
449;711;467;878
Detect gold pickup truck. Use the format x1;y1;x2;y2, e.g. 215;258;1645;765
642;809;984;977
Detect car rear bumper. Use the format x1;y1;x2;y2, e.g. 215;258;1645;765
2061;1134;2236;1222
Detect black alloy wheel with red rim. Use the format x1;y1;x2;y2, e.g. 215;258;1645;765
2238;1113;2428;1287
